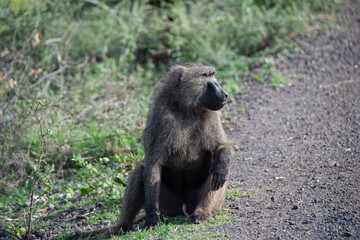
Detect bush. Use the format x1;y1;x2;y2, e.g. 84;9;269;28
0;0;343;185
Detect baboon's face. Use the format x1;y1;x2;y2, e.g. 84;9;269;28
201;74;229;111
164;64;229;111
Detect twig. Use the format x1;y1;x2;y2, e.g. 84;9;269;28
85;0;117;15
43;38;63;45
30;65;67;89
25;102;47;239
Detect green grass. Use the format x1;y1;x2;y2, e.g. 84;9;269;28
227;188;260;200
238;107;246;115
268;72;292;88
110;211;235;240
55;205;236;239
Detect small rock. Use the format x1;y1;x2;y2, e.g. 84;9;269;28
229;204;239;209
292;205;298;210
329;161;339;167
271;196;275;202
344;232;352;237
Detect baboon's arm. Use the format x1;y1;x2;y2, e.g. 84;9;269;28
144;160;162;227
210;144;234;190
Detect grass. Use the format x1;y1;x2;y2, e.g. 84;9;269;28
227;188;260;200
268;72;292;88
113;211;236;240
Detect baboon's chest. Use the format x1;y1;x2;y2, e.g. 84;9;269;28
163;150;212;191
169;123;217;155
168;148;212;168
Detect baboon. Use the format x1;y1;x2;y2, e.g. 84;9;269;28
75;63;234;237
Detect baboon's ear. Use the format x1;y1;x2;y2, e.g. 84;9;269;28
169;67;183;86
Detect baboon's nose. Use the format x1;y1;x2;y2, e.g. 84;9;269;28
223;91;229;101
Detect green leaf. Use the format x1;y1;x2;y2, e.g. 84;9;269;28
28;160;37;171
100;157;110;164
20;227;26;235
36;100;46;107
72;153;86;166
26;178;35;193
114;177;127;186
80;187;94;196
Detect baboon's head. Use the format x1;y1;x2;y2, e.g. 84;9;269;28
161;63;229;112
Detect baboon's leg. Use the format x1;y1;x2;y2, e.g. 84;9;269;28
188;175;227;224
188;144;232;223
159;182;185;217
75;165;145;237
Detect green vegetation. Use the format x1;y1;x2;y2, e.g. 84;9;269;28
0;0;342;238
227;188;260;200
114;211;236;240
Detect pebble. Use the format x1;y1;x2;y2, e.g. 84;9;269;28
292;205;298;210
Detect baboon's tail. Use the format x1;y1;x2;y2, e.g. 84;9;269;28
74;212;146;237
74;223;122;237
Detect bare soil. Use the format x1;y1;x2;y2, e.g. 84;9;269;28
220;1;360;239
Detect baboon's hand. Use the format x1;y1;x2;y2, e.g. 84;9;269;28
210;170;227;190
211;145;232;190
210;157;229;190
144;213;160;229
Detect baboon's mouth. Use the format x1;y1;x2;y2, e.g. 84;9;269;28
216;100;227;105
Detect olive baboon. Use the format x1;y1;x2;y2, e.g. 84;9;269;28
75;63;234;237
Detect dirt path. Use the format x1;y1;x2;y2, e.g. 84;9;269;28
220;2;360;239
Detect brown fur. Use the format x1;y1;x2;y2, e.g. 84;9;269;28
75;63;234;237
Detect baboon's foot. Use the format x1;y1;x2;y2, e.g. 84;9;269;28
144;213;160;229
189;212;211;224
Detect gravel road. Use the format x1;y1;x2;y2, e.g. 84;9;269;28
220;1;360;239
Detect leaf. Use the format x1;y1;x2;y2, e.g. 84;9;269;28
28;160;37;171
9;78;16;88
26;179;35;193
100;157;110;164
36;100;46;107
125;165;133;172
20;227;26;235
34;32;41;46
72;153;86;166
114;177;127;186
80;188;94;196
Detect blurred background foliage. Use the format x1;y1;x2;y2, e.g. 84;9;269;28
0;0;342;190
